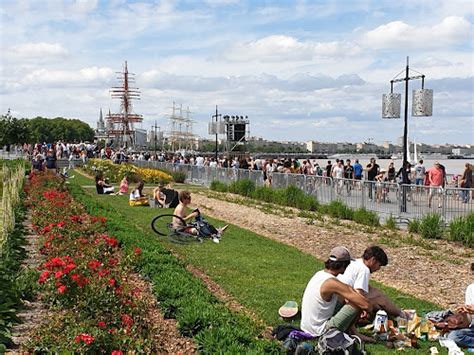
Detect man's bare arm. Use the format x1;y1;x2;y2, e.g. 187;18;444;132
321;278;371;312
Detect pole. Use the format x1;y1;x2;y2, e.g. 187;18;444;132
215;105;218;161
154;120;157;156
401;56;409;213
403;56;409;164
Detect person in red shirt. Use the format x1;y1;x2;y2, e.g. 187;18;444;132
428;162;444;208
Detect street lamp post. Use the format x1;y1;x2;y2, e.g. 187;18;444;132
210;106;222;161
382;56;433;212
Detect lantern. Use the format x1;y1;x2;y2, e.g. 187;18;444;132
412;89;433;117
382;93;401;118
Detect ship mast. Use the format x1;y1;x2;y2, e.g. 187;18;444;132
106;61;143;148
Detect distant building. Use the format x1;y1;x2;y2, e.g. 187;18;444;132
95;108;109;143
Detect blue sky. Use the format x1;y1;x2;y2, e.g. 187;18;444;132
1;0;473;144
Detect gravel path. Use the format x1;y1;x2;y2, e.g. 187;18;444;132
191;190;473;308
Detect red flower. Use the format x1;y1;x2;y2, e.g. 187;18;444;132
44;256;66;269
57;221;66;228
97;321;106;328
38;271;50;284
133;247;142;255
121;314;134;327
70;215;81;223
57;285;67;294
64;263;76;274
44;241;51;249
111;351;123;355
108;257;119;266
75;333;94;345
108;278;116;286
97;269;109;277
54;270;64;279
105;237;118;248
88;260;101;270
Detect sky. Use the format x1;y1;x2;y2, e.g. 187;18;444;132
1;0;473;145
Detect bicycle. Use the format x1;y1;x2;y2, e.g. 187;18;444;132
151;213;203;244
151;209;225;244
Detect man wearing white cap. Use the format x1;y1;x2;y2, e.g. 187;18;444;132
301;246;371;337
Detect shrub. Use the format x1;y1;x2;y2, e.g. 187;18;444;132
447;213;474;247
171;171;186;183
228;179;256;197
321;201;354;220
210;180;228;192
408;219;421;233
251;186;275;203
353;208;380;227
384;215;398;230
419;214;444;239
277;185;319;211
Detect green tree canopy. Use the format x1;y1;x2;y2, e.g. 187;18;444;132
0;114;95;145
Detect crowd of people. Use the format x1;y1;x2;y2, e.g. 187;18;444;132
23;140;473;207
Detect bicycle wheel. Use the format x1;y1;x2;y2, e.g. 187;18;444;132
168;230;203;244
151;214;185;236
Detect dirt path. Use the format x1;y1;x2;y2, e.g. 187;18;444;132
191;191;473;308
7;214;48;354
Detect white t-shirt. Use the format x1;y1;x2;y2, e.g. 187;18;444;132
466;283;474;305
301;270;338;336
196;156;204;166
467;283;474;326
333;166;344;179
337;259;370;294
129;189;140;200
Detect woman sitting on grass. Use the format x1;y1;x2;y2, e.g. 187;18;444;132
96;174;114;194
118;176;129;195
129;181;149;206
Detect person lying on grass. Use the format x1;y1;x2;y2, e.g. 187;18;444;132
173;190;228;243
337;245;410;343
300;246;372;338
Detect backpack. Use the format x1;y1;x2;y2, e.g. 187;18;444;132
317;328;365;355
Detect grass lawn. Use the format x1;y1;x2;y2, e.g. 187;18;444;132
68;170;448;354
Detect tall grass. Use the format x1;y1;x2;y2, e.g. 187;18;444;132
447;213;474;247
419;214;444;240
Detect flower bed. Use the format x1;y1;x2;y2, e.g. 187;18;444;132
83;159;172;184
25;172;156;353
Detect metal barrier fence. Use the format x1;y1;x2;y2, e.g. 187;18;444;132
133;161;473;223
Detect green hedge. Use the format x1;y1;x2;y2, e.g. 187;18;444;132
68;184;279;353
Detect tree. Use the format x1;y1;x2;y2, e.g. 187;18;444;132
0;114;95;145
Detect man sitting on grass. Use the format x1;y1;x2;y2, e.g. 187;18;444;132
300;246;372;338
337;245;409;342
447;262;474;348
173;191;228;243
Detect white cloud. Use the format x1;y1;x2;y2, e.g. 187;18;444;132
10;42;68;59
21;67;114;87
360;16;472;49
224;35;361;62
69;0;98;13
